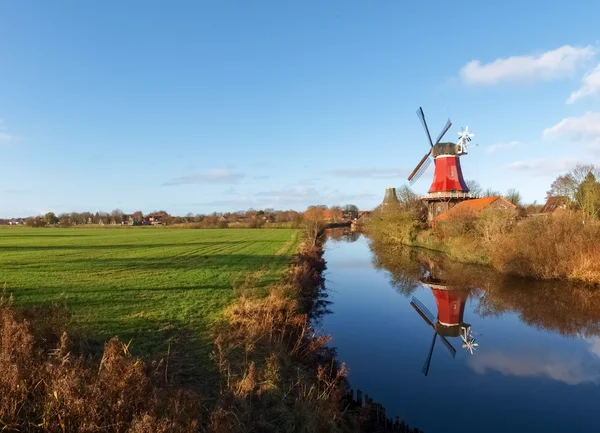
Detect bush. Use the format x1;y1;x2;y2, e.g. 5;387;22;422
493;212;600;283
365;208;422;246
0;289;201;432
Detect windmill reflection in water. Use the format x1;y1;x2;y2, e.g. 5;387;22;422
410;262;479;376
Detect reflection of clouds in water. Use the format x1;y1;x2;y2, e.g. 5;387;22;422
587;337;600;358
469;350;600;385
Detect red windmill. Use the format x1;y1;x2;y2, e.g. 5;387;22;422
409;260;479;376
407;107;475;221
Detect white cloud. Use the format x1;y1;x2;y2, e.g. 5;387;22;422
460;45;595;85
567;64;600;104
486;141;521;153
163;169;245;186
505;158;579;177
543;112;600;146
470;351;600;385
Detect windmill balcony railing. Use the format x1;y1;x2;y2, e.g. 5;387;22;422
421;191;473;200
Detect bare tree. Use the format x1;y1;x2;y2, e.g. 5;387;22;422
483;188;501;197
547;164;600;201
465;180;483;198
504;188;522;206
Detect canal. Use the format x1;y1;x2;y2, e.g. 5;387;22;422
321;230;600;433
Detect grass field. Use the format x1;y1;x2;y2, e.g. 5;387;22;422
0;227;301;366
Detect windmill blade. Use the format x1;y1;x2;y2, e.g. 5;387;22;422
410;297;436;327
416;107;434;148
407;149;432;182
422;332;438;376
410;156;432;186
434;118;452;145
439;335;457;358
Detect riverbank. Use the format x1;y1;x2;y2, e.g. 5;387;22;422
0;227;419;432
365;208;600;285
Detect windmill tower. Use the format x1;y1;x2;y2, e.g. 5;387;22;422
410;260;478;376
381;187;400;208
407;107;475;221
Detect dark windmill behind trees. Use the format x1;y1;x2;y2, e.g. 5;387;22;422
408;107;476;221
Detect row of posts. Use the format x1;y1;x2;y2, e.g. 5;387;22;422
346;389;424;433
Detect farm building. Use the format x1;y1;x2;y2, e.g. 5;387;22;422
431;196;516;226
540;196;570;214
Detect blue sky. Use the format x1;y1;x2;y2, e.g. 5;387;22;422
2;1;600;217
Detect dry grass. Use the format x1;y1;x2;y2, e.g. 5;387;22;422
0;285;202;433
368;206;600;284
208;244;358;433
493;212;600;283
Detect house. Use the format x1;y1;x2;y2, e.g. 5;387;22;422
540;196;569;214
145;211;169;225
9;218;24;225
432;196;516;226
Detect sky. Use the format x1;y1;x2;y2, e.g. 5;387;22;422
2;1;600;218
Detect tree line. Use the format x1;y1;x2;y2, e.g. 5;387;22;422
4;204;362;228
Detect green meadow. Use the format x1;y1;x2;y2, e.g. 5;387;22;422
0;227;301;362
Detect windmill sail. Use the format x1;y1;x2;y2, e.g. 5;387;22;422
407;151;432;182
439;334;457;358
409;156;432;186
422;333;437;376
411;297;435;325
434;118;452;145
416;107;434;148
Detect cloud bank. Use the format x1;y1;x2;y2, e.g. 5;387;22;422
543;112;600;144
460;45;594;85
567;63;600;104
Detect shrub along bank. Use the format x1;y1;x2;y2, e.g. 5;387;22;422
366;207;600;285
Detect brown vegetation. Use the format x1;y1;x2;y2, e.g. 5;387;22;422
367;206;600;285
0;286;201;432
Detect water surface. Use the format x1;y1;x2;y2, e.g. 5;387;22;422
321;231;600;433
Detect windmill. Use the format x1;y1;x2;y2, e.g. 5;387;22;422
407;107;475;221
410;261;479;376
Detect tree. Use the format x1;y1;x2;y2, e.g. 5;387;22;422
329;206;343;222
483;188;501;197
58;213;72;226
342;204;359;220
396;185;422;210
546;173;578;200
504;188;522;206
574;172;600;218
547;164;600;201
132;211;144;223
111;209;124;225
304;206;326;245
44;212;59;225
465;180;483;198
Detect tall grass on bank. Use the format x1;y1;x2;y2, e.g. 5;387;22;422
366;207;600;284
493;213;600;283
0;286;201;432
209;241;357;432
